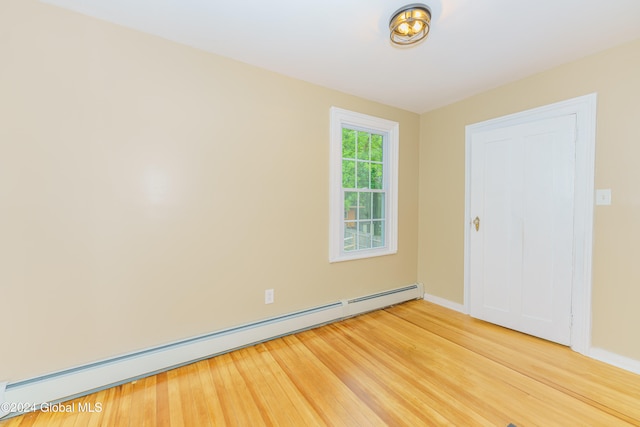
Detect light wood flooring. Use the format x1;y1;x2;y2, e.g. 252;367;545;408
2;300;640;426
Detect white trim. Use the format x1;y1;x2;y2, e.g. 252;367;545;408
423;293;467;314
589;348;640;375
426;296;640;377
329;107;399;262
464;93;597;355
0;284;422;420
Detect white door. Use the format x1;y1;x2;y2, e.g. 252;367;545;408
469;114;576;345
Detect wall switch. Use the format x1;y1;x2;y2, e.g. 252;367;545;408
595;189;612;206
265;289;274;304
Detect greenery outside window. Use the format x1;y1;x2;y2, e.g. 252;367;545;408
329;107;399;262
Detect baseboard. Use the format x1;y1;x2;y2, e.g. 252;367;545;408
588;347;640;375
423;292;467;314
0;283;423;420
422;293;640;377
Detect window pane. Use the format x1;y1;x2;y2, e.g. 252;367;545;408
342;128;356;159
371;163;383;189
344;192;358;220
344;223;356;252
342;160;355;188
372;193;385;220
357;131;370;161
356;161;370;189
372;220;385;248
357;221;372;249
358;192;372;220
371;134;383;162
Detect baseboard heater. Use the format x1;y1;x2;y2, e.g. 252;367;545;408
1;283;423;419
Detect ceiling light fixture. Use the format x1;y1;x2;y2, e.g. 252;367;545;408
389;3;432;46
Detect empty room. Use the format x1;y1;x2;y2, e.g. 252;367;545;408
1;0;640;425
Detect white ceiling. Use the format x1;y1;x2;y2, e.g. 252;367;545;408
41;0;640;113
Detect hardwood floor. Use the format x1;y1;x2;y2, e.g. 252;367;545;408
2;300;640;426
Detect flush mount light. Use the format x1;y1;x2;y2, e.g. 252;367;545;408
389;3;431;46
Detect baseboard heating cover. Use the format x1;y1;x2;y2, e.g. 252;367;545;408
0;382;8;419
1;283;423;419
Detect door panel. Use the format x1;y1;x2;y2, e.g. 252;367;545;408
469;115;576;345
481;138;522;313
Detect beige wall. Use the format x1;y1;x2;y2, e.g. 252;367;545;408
0;0;419;382
3;0;638;384
418;38;640;360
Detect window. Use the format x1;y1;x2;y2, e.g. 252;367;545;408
330;107;399;262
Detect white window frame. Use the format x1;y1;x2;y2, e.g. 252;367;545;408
329;107;399;262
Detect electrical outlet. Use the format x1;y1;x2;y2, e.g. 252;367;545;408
265;289;274;304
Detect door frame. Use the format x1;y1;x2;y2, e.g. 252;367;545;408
463;93;597;355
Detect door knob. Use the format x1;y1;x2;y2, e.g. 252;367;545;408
473;216;480;232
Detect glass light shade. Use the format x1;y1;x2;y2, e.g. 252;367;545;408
389;4;431;46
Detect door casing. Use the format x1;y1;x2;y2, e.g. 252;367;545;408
464;94;597;355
